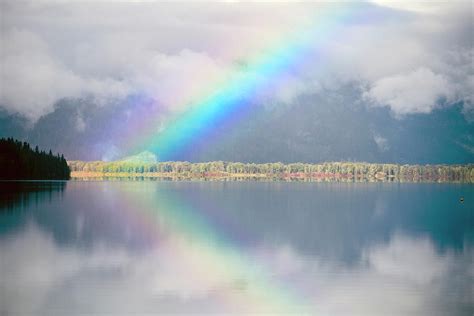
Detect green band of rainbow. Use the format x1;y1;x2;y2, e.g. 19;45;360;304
124;4;357;160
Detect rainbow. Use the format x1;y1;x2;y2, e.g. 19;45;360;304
98;5;374;311
121;3;358;160
117;182;311;313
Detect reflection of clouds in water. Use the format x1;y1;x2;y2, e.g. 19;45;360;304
364;234;451;284
0;224;471;315
252;237;472;315
373;194;388;218
0;224;132;315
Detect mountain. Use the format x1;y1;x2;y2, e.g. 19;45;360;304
0;86;473;164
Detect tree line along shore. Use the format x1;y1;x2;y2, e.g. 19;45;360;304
68;160;474;183
1;138;471;182
0;138;70;180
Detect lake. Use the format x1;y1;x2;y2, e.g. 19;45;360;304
0;181;472;315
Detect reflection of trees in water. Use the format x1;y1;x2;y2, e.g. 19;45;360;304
0;181;155;251
0;182;66;237
0;181;66;210
1;182;472;264
173;182;473;262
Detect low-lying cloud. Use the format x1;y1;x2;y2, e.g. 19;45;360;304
364;68;455;116
0;1;472;123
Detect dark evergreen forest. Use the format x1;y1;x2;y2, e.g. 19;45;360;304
0;138;70;180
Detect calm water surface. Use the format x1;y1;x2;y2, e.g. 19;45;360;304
0;181;472;315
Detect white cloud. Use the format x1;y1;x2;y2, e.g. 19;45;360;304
0;1;472;122
373;134;389;152
370;0;472;15
132;49;234;111
0;30;131;122
364;68;455;116
75;112;86;132
370;0;450;14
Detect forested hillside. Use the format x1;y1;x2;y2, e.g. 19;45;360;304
0;138;70;180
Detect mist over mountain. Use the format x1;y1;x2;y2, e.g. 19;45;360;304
1;84;472;164
120;151;158;164
189;88;474;164
1;1;472;164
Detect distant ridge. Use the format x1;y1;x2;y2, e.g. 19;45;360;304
120;151;158;163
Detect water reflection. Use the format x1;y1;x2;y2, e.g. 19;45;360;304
0;181;66;238
0;181;472;315
0;181;66;210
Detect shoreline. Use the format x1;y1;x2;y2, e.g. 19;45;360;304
68;161;474;183
70;171;473;183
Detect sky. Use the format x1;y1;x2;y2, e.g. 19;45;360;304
0;0;473;162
